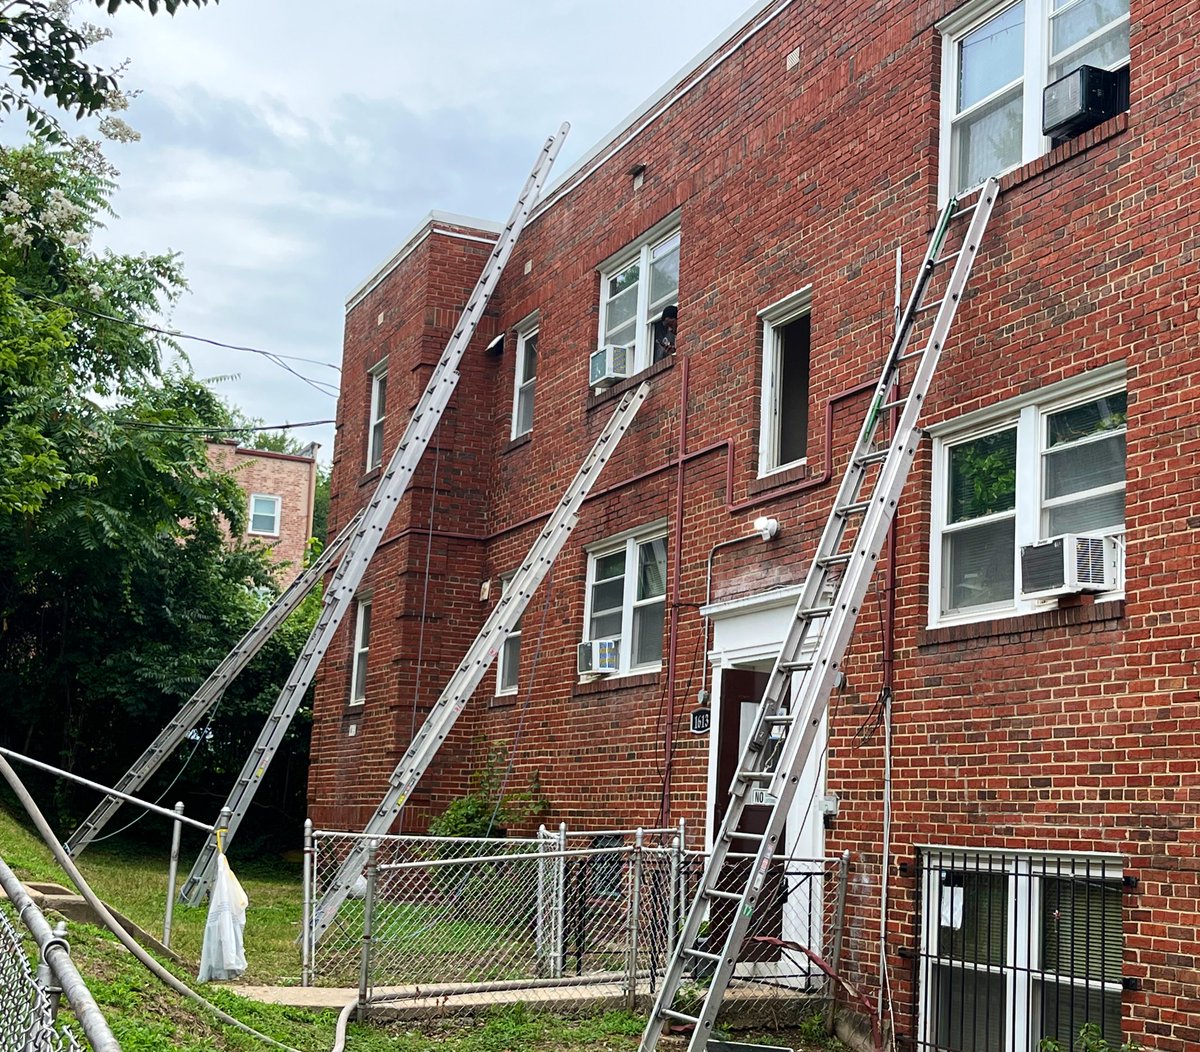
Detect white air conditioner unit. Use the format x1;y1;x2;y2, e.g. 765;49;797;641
589;343;633;388
577;638;620;675
1020;533;1118;599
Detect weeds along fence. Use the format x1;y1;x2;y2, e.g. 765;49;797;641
0;854;118;1052
305;824;850;1019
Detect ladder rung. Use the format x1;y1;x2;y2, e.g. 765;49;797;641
726;829;764;842
662;1009;700;1025
763;714;794;725
800;605;833;619
917;296;946;314
856;447;891;466
837;500;870;517
684;947;721;962
736;769;773;782
818;553;852;568
778;660;812;672
705;888;742;902
934;248;964;265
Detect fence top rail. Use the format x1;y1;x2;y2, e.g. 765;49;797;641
682;850;849;866
377;843;639;872
312;830;540;846
0;746;214;835
557;826;681;839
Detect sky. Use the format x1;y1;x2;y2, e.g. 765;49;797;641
80;0;757;463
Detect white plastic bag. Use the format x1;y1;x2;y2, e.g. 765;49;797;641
198;853;248;981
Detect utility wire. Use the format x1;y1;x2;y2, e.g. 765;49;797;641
115;419;335;434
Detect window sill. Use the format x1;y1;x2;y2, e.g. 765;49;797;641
572;670;660;697
749;460;812;495
503;432;532;455
586;355;674;411
247;530;281;539
489;692;518;710
358;466;383;488
918;596;1124;648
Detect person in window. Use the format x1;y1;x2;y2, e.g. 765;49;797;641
652;304;677;363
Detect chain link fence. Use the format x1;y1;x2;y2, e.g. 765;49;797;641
307;824;850;1021
0;907;86;1052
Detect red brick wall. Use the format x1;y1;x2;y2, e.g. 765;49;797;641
313;2;1200;1045
205;441;317;584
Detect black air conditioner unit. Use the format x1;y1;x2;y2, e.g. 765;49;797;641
1043;65;1127;141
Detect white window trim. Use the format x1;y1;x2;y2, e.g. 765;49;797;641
758;285;813;477
495;573;522;696
582;520;668;678
248;493;281;537
366;357;388;471
928;365;1126;628
937;0;1130;203
597;212;681;375
510;314;539;440
348;597;372;706
917;846;1124;1052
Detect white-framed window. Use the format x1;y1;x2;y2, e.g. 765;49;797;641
495;574;522;696
248;494;281;536
583;526;667;676
598;219;680;375
918;848;1125;1051
366;359;388;470
929;368;1126;625
758;286;813;475
511;323;538;439
939;0;1130;199
348;598;372;705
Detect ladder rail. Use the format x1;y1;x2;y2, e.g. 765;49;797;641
64;509;364;857
177;124;570;906
640;178;1000;1052
308;382;651;943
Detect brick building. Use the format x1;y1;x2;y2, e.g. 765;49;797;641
205;440;318;584
311;0;1198;1048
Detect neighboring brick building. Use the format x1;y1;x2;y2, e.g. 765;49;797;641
205;440;318;584
311;1;1198;1048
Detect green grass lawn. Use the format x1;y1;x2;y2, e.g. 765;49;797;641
0;801;841;1050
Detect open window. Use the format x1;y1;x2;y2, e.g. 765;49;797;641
596;218;680;383
939;0;1130;200
758;287;812;476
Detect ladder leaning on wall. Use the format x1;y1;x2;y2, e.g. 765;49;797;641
175;122;571;906
638;177;1001;1052
64;509;364;859
308;377;652;945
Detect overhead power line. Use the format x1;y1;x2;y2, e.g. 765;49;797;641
116;419;335;434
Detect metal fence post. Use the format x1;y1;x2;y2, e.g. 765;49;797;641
554;822;566;979
826;849;851;1036
536;824;547;975
302;818;314;987
626;827;644;1010
357;839;378;1024
667;833;681;960
163;802;184;948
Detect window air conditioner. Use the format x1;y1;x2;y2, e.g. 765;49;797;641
1043;65;1126;141
589;344;633;388
1020;533;1118;599
577;638;620;675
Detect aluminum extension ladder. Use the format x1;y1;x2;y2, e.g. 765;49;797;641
177;123;570;905
64;509;364;858
308;379;651;944
639;178;1000;1052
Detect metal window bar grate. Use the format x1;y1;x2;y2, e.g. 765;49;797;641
914;847;1127;1052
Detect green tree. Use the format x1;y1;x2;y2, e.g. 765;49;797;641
0;0;213;141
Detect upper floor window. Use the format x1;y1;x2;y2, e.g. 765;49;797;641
599;223;680;375
511;325;538;439
367;360;388;470
248;494;281;536
495;574;522;696
349;598;372;705
758;287;813;475
930;370;1126;625
939;0;1130;198
583;528;667;675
